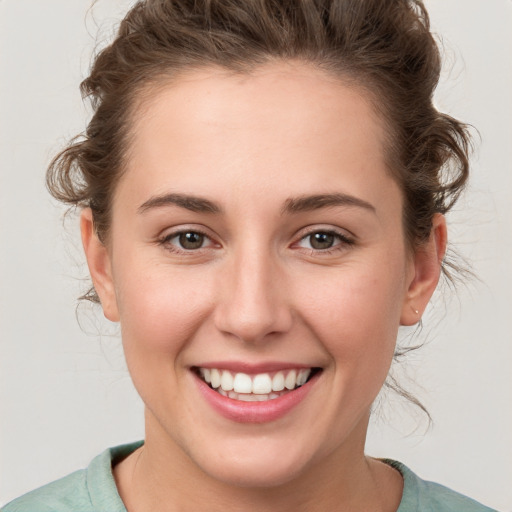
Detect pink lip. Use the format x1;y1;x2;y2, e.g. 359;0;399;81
194;369;321;424
195;361;314;374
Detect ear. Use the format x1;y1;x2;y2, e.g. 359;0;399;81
80;208;120;322
400;213;447;326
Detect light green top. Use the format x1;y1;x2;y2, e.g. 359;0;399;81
2;441;498;512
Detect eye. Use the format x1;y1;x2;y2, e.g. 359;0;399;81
160;229;216;252
306;232;337;250
176;231;206;250
295;229;353;252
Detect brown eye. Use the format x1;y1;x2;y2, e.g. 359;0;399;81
178;232;205;250
309;232;335;250
295;229;354;254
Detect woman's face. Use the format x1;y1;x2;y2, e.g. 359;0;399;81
84;62;440;486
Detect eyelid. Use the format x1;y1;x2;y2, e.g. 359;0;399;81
291;225;355;254
293;225;355;243
156;224;354;255
157;225;221;253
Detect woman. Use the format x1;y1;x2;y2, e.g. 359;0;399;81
1;1;503;511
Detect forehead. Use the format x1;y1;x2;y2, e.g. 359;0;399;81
130;61;385;146
118;62;394;210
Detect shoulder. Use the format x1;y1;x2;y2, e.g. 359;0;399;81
1;470;90;512
1;442;142;512
385;460;499;512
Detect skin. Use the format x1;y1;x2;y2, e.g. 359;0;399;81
81;62;446;512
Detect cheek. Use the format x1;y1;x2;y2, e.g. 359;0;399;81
299;261;406;370
112;261;218;412
113;258;215;355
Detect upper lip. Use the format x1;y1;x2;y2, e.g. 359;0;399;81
192;361;319;374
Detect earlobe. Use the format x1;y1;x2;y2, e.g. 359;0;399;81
80;209;120;322
400;214;447;326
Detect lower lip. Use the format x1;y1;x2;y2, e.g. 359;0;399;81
194;371;320;423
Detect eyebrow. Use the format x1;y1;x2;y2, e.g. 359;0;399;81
282;193;376;214
138;191;375;216
138;193;223;214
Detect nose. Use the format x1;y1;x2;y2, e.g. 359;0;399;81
213;247;293;345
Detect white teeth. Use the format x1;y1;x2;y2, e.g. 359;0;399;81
210;369;221;389
272;372;285;391
238;394;262;402
225;390;286;401
284;369;297;390
297;369;311;386
233;373;253;394
220;370;234;391
252;373;272;394
199;367;314;398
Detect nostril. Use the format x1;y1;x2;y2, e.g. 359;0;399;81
214;307;293;345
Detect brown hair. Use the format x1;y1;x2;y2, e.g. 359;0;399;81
47;0;471;305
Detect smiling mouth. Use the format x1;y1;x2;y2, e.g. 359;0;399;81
194;367;321;401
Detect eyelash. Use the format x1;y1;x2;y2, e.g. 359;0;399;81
157;228;355;255
294;229;355;256
158;228;215;254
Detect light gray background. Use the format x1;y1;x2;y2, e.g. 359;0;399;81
1;1;511;510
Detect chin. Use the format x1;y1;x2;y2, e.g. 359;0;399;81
203;459;305;489
189;440;314;489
